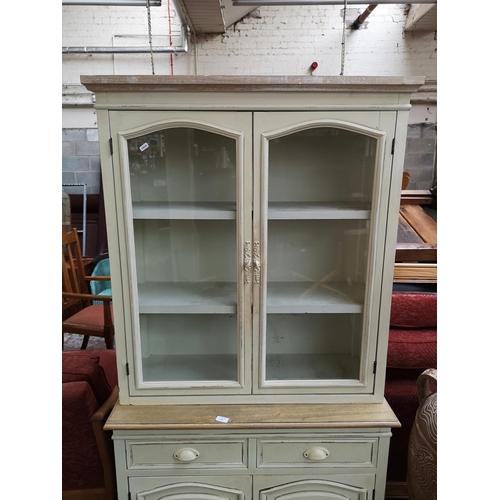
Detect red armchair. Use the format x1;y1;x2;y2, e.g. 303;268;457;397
62;350;118;500
384;291;437;498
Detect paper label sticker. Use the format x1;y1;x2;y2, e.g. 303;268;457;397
215;415;229;423
139;143;149;152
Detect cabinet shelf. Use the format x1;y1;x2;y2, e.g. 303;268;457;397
266;353;360;381
132;202;236;220
142;353;237;382
268;202;371;220
131;201;370;221
138;282;237;313
266;282;364;313
136;281;363;314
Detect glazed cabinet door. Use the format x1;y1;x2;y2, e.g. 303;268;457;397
108;111;253;399
252;111;397;397
129;476;252;500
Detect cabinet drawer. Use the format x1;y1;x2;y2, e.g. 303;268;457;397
256;438;377;468
126;439;248;470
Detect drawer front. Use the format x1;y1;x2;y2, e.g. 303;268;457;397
126;439;247;470
257;439;377;468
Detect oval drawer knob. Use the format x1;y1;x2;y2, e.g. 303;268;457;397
303;447;330;461
173;448;200;462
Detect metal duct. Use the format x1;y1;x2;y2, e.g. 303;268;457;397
232;1;437;5
62;26;189;54
63;1;162;5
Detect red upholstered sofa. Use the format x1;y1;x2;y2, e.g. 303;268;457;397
62;350;118;500
384;291;437;497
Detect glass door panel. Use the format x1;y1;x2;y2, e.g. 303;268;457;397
268;127;375;209
264;126;377;386
127;126;239;386
140;314;238;382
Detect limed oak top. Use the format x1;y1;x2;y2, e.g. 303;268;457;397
104;400;400;431
81;75;425;93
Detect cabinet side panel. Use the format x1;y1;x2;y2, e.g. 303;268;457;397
373;110;411;400
95;108;131;403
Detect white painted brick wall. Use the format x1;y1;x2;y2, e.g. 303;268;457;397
62;3;436;82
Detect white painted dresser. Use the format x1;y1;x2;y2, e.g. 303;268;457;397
81;75;424;500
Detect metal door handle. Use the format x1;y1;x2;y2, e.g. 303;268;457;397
253;241;261;284
244;241;252;284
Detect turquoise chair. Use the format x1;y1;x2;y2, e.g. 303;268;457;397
90;258;112;305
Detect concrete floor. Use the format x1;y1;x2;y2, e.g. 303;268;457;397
63;332;110;350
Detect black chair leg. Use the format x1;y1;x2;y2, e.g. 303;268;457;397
81;336;90;350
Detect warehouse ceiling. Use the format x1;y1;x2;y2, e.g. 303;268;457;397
62;1;436;35
178;1;436;34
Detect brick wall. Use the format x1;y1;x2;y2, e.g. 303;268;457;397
404;123;437;190
62;128;101;195
62;4;437;81
194;6;436;78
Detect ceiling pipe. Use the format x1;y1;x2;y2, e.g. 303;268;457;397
232;1;436;5
62;25;188;54
63;1;161;5
350;4;377;30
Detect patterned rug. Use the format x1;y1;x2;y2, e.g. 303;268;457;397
63;333;112;351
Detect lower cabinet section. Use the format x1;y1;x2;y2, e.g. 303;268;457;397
129;475;373;500
113;429;392;500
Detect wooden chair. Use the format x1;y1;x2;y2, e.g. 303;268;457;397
62;228;114;350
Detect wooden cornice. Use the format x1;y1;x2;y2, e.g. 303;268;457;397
81;75;425;94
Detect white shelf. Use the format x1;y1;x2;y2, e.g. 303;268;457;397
137;282;237;313
132;201;236;220
137;281;363;314
131;201;369;220
266;353;360;381
267;202;371;220
266;281;364;313
142;354;238;382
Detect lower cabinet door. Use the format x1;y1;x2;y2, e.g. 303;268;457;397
255;476;372;500
130;476;252;500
